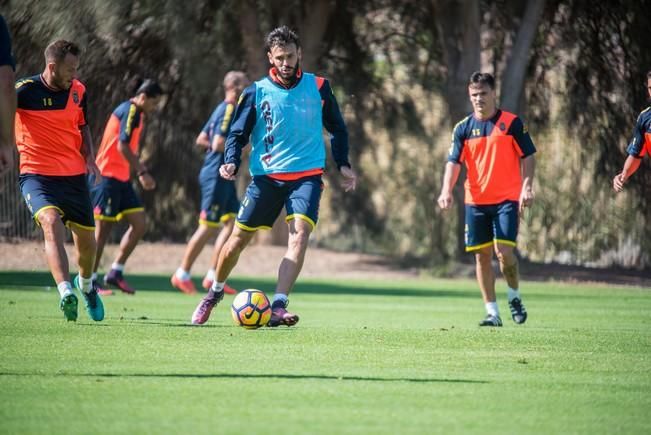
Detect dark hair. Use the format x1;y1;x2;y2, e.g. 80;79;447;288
265;25;300;52
468;71;496;90
44;40;80;63
223;71;248;89
131;78;163;98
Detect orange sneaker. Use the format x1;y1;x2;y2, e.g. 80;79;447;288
171;274;197;295
201;277;237;295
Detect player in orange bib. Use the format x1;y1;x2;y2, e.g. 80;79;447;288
437;72;536;327
91;79;163;295
613;70;651;192
15;40;104;322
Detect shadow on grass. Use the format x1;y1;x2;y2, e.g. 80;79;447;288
0;371;487;384
0;271;478;299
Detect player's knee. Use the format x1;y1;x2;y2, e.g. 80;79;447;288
475;249;493;265
495;246;515;263
37;209;62;230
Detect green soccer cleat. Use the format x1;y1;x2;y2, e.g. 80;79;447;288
74;277;105;321
59;293;78;322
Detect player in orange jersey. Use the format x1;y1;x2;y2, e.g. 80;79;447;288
91;78;163;295
613;70;651;192
437;72;536;327
15;40;104;321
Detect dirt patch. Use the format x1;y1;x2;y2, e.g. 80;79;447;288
0;241;649;287
0;241;419;280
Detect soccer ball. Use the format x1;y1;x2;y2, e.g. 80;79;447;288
231;289;272;329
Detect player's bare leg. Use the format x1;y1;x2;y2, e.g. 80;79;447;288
172;223;216;294
37;208;70;285
70;224;104;321
104;211;145;294
268;218;311;327
495;244;527;324
203;218;235;293
191;226;255;325
115;211;146;265
37;208;77;321
93;220;114;274
475;245;501;326
181;224;217;272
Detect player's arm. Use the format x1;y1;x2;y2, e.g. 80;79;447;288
438;162;461;210
195;131;210;148
211;102;235;153
222;85;256;179
510;117;537;211
0;16;16;176
118;104;154;189
613;114;646;192
77;92;101;183
320;79;356;191
438;122;466;210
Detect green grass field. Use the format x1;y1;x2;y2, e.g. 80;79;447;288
0;271;649;434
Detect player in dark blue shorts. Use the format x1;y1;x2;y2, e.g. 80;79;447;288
0;14;15;176
91;79;163;295
191;27;357;326
438;72;536;327
172;71;248;295
16;40;104;321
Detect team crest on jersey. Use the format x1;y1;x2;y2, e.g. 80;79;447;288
72;91;79;104
499;122;506;131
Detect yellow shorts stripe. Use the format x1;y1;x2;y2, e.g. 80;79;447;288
235;221;272;232
220;213;236;223
199;219;222;228
465;241;494;252
494;239;517;248
286;213;316;231
66;221;95;231
116;207;145;220
94;214;119;222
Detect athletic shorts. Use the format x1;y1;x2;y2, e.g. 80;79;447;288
464;200;519;251
19;173;95;229
198;172;239;227
236;175;323;231
89;174;143;221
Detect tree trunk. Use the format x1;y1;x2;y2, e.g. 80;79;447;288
500;0;546;114
298;0;334;71
433;0;481;260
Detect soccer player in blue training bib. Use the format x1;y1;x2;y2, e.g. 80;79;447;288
613;70;651;192
437;72;536;327
172;71;248;295
191;26;358;326
0;14;15;177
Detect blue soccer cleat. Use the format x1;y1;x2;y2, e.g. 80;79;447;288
74;277;105;321
508;297;528;324
59;293;78;322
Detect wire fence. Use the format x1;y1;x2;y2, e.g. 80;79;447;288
0;149;39;241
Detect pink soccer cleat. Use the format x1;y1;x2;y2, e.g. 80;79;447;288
191;291;224;325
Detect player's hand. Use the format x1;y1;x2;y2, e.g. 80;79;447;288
0;145;14;177
519;187;535;213
613;173;625;192
437;191;453;210
340;166;357;192
87;161;102;185
139;173;156;190
220;163;237;180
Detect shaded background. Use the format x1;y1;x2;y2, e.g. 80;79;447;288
1;0;650;270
